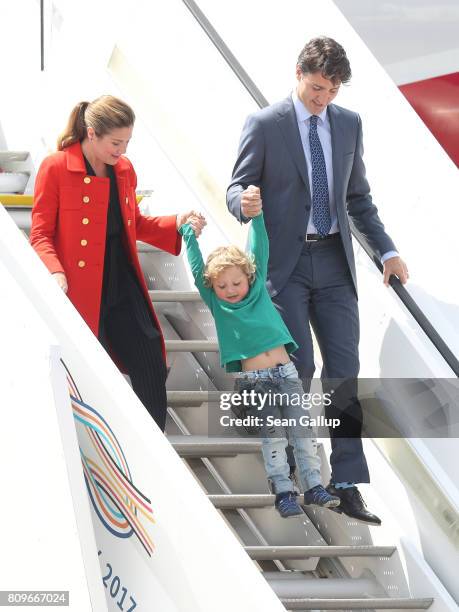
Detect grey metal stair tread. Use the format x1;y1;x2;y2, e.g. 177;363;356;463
150;290;202;302
209;494;275;508
281;597;433;610
264;575;382;599
165;339;219;351
167;390;221;406
5;208;31;231
168;436;261;456
136;242;160;253
245;545;396;560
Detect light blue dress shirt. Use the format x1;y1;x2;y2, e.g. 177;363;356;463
292;91;397;264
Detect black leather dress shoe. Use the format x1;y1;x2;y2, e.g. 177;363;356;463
326;484;382;526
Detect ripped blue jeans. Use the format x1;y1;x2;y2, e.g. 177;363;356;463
236;361;322;494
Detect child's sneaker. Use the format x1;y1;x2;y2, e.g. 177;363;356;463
303;484;340;508
275;491;304;518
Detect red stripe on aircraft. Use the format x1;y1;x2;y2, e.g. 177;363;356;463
399;72;459;167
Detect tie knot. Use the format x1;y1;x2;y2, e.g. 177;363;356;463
310;115;319;127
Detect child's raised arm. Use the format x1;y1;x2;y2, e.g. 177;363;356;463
179;222;213;306
248;210;269;281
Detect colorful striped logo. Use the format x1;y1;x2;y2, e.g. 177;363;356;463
66;366;155;557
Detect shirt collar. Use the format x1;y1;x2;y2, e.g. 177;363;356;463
292;90;328;125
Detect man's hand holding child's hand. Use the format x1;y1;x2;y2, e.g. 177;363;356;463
241;185;262;218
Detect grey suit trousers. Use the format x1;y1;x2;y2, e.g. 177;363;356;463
272;237;370;484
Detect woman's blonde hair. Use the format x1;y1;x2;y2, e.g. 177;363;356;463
57;95;135;151
203;245;256;287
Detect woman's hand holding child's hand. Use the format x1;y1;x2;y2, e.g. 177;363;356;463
188;212;206;238
177;210;206;237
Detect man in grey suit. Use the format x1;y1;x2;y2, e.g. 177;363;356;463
227;37;408;525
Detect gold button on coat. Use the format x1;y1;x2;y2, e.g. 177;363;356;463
84;177;91;184
82;217;89;225
125;196;129;204
78;260;86;268
80;239;88;246
83;196;90;203
127;219;131;226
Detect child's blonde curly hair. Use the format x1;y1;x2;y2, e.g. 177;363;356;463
203;245;256;288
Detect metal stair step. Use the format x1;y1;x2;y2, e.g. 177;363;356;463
136;242;159;253
209;494;275;508
167;390;220;406
165;339;219;352
245;545;396;560
168;435;261;457
281;597;433;610
150;290;202;302
264;574;382;599
4;206;31;231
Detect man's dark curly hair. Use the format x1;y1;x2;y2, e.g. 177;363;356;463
297;36;351;84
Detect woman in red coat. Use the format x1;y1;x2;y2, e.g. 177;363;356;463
30;95;204;431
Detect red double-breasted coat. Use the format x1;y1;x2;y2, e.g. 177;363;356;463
30;141;181;363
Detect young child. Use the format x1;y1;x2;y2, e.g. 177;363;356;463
179;203;340;518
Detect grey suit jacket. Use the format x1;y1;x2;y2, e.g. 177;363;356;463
227;96;396;297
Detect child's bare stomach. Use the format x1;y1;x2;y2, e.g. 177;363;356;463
241;345;290;371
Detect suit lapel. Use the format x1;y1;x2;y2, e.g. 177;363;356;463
328;104;345;211
113;159;131;233
276;97;310;198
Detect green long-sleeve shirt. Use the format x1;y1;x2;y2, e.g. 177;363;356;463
179;213;297;372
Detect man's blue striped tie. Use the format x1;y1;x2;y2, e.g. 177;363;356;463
309;115;331;236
